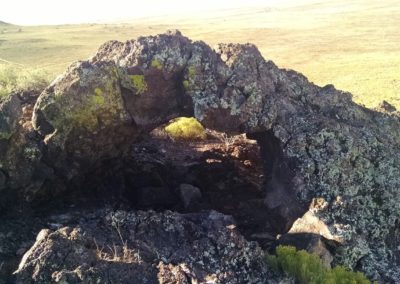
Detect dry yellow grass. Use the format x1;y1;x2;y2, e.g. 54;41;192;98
1;0;399;108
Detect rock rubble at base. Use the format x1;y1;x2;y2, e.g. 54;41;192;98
14;210;270;284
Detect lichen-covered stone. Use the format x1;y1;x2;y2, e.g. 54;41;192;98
14;210;270;284
31;61;139;184
33;61;133;143
129;74;148;94
150;59;163;70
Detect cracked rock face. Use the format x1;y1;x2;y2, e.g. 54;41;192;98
14;210;269;284
0;30;399;281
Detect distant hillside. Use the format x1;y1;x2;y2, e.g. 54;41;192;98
0;21;11;25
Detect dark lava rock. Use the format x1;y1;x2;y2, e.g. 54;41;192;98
14;210;269;284
0;92;22;140
179;183;202;209
274;233;334;268
377;100;397;113
0;215;46;284
0;169;5;190
136;186;176;209
0;30;399;281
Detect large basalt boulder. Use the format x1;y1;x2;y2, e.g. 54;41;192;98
32;61;139;181
14;210;270;284
0;30;399;281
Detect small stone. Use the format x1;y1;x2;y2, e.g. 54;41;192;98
179;184;202;209
378;100;396;112
275;233;334;268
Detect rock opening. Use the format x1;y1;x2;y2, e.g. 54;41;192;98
56;125;304;247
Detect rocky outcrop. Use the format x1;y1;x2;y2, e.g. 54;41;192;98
0;30;399;281
0;91;52;210
14;210;269;283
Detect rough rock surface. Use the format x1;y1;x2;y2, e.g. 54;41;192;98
0;31;399;281
0;93;22;140
0;215;46;284
179;183;202;208
0;91;51;210
14;210;269;283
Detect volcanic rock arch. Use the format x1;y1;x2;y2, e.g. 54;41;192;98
1;30;399;281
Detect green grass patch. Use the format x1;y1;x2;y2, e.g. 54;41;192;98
0;65;50;97
165;117;206;140
267;246;373;284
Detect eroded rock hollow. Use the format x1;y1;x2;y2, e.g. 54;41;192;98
0;30;399;283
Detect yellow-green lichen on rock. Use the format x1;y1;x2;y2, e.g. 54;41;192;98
69;84;122;131
188;66;196;78
129;75;148;95
91;89;106;106
65;94;103;131
52;90;110;132
182;66;198;91
33;62;130;147
94;88;103;96
150;59;163;70
0;131;12;140
182;80;190;90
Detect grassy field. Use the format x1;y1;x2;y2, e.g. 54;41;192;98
1;0;399;108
